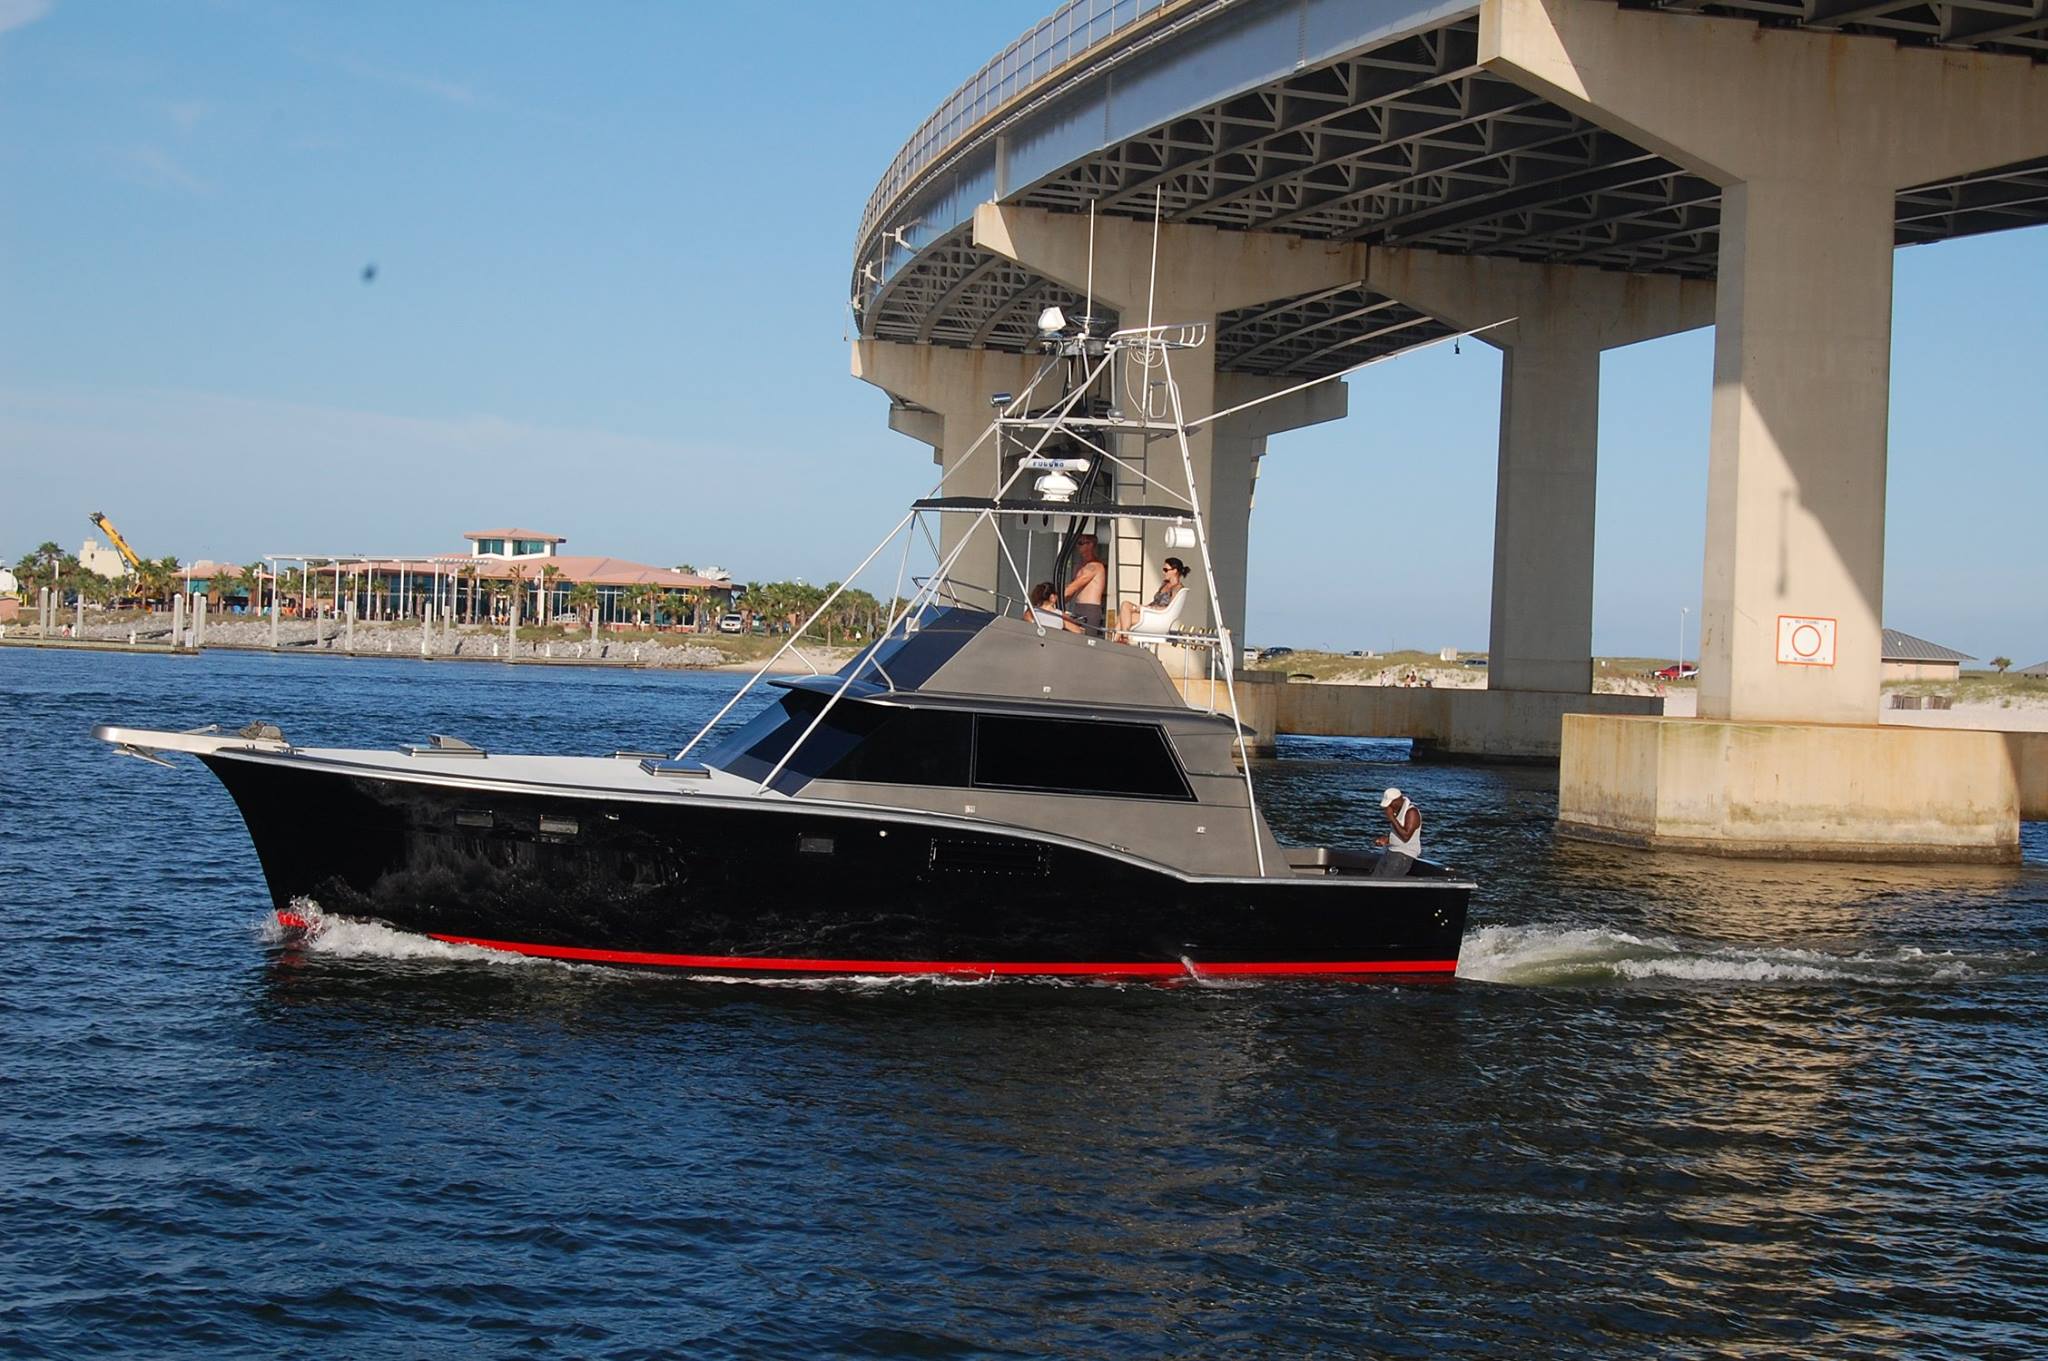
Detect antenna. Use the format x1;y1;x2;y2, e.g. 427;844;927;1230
1084;200;1095;328
1144;186;1162;337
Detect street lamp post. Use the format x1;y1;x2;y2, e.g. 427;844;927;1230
1679;606;1690;671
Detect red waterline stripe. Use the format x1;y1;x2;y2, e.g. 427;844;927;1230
426;934;1458;977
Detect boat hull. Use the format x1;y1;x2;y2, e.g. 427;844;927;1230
204;753;1469;978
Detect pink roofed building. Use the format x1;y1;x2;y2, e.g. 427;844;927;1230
192;529;733;628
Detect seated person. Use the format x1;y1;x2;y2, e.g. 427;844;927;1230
1116;558;1190;642
1026;581;1082;632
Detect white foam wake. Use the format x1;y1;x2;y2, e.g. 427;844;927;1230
1457;922;2007;987
259;900;549;967
259;901;1037;988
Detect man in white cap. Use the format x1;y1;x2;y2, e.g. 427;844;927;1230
1374;787;1421;878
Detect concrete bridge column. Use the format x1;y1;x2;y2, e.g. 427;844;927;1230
973;203;1368;642
853;341;1048;604
1484;0;2048;724
1489;339;1600;692
1483;0;2048;859
1364;246;1712;695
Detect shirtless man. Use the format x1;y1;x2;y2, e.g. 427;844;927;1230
1062;533;1106;635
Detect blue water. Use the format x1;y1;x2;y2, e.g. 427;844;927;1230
4;649;2047;1358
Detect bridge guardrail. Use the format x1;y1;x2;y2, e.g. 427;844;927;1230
855;0;1176;259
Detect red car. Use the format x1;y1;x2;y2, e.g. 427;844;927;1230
1655;663;1698;680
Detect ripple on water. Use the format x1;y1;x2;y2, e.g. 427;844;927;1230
4;649;2048;1360
1457;922;2040;987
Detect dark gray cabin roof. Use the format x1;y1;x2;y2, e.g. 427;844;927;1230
1881;628;1974;663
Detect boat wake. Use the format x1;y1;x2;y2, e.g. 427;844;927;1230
259;900;556;968
259;901;1075;989
1457;922;2028;987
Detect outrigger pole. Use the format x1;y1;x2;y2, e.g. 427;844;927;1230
1182;317;1517;430
671;354;1067;760
676;329;1115;771
1159;339;1266;876
755;344;1123;795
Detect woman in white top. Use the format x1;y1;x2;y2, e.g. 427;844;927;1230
1026;581;1082;633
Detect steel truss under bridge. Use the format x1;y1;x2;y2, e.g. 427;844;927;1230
854;0;2048;382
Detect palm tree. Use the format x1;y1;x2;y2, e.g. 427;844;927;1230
136;557;179;610
53;552;83;605
210;562;251;611
455;563;478;624
566;581;600;628
278;566;306;616
502;565;528;628
539;563;562;625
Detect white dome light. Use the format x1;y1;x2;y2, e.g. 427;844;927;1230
1036;305;1068;334
1034;470;1080;502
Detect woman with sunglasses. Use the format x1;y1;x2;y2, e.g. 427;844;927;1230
1116;557;1190;643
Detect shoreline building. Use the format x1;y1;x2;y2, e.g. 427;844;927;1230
233;528;733;628
78;538;127;580
1880;629;1975;682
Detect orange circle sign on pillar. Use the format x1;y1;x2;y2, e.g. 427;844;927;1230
1776;615;1837;667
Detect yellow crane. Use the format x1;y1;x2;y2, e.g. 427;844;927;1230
88;511;146;574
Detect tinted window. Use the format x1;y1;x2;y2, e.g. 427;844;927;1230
972;716;1192;800
827;709;971;787
716;692;851;786
716;694;971;790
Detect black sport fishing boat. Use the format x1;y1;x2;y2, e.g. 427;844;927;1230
97;316;1472;979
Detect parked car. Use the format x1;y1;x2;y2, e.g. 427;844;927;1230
1462;656;1489;668
1259;646;1295;660
718;613;746;634
1655;663;1699;680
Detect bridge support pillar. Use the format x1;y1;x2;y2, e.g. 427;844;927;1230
853;341;1048;605
1364;246;1712;696
973;203;1364;645
1483;0;2048;858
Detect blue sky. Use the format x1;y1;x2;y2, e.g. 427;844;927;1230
2;1;2042;661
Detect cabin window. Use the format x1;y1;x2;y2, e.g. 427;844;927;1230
971;716;1193;801
718;694;971;788
825;709;971;786
719;692;849;785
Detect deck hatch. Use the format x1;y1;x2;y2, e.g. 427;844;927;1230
641;757;711;778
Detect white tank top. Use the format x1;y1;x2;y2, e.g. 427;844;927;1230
1389;798;1422;858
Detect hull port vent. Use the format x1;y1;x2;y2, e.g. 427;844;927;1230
929;835;1048;877
538;815;579;837
455;809;494;829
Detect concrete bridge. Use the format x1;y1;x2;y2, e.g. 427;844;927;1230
851;0;2048;861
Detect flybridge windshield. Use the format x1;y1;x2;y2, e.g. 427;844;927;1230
709;690;1193;802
